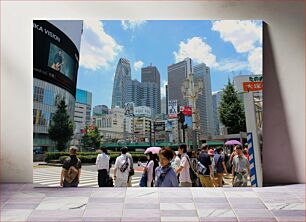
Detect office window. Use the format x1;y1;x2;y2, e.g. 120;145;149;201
34;86;44;103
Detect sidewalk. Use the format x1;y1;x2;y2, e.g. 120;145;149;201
1;183;304;221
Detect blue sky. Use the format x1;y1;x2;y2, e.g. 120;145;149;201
76;20;262;108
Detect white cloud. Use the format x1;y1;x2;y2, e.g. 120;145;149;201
215;58;249;72
173;37;218;67
212;20;262;53
133;60;144;71
160;80;168;98
121;20;147;30
79;20;123;70
248;47;262;74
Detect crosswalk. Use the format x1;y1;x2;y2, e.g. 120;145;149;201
33;166;141;187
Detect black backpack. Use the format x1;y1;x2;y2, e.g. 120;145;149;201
186;156;198;185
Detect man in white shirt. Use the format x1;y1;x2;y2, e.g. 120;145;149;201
175;144;192;187
96;147;110;187
114;147;130;187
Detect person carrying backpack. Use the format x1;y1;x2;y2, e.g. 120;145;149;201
60;146;82;187
113;147;130;187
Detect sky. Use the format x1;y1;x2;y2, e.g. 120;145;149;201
76;20;262;108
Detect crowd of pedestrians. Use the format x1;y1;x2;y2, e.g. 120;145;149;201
59;143;250;188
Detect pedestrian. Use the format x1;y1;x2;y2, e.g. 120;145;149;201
176;144;192;187
214;147;228;187
113;147;130;187
155;147;179;187
232;145;250;187
60;146;82;187
243;143;249;160
171;151;181;184
139;152;159;187
198;144;214;187
95;147;110;187
126;151;134;187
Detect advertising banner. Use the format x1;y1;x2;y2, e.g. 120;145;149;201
168;100;178;118
33;20;80;97
154;122;166;131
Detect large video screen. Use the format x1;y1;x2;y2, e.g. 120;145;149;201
48;43;74;80
33;20;79;96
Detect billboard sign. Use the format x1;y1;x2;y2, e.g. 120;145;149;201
134;106;151;117
243;82;263;92
124;102;135;116
33;20;80;97
154;121;166;132
168;100;178;118
181;106;192;116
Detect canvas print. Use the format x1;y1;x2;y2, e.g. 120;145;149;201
33;20;263;188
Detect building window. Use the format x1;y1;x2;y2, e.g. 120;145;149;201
34;86;44;103
43;89;54;106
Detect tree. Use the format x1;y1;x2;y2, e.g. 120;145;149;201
218;79;246;134
48;99;73;151
82;126;101;151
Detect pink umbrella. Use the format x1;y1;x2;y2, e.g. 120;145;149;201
144;147;161;154
225;140;242;146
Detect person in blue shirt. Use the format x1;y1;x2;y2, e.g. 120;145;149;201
155;147;179;187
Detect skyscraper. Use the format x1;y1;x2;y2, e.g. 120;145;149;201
168;58;192;107
141;66;161;115
126;79;143;107
193;63;214;136
212;91;223;135
112;58;131;108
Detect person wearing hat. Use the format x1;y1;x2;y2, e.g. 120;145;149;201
198;144;214;187
232;145;250;187
214;147;228;187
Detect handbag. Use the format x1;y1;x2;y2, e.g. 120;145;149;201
129;168;135;177
139;172;148;187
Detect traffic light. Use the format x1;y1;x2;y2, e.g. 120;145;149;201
178;111;185;124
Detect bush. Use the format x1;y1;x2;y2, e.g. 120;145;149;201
45;151;149;164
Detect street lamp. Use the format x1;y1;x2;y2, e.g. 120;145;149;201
181;72;203;151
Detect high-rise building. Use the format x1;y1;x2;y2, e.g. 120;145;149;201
112;58;131;108
75;89;92;125
168;58;192;107
33;20;83;152
141;82;160;116
93;105;109;116
212;91;223;135
125;79;143;107
72;89;92;146
166;85;168;115
193;63;214;136
141;66;161;116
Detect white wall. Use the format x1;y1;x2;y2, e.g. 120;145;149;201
1;1;304;184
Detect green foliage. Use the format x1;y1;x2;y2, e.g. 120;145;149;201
82;126;101;150
48;100;73;151
45;151;148;164
218;79;247;134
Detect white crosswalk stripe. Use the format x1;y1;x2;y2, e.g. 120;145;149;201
33;166;141;187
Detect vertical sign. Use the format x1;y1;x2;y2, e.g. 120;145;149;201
168;100;178;118
247;132;257;187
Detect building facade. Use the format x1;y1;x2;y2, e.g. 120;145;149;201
168;58;192;107
141;66;161;115
33;20;83;152
112;58;132;108
95;107;125;142
193;63;214;137
125;79;143;107
212;90;223;135
93;105;109;116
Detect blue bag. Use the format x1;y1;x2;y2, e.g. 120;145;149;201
139;172;148;187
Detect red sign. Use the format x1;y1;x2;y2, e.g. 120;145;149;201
243;82;263;92
181;106;192;116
